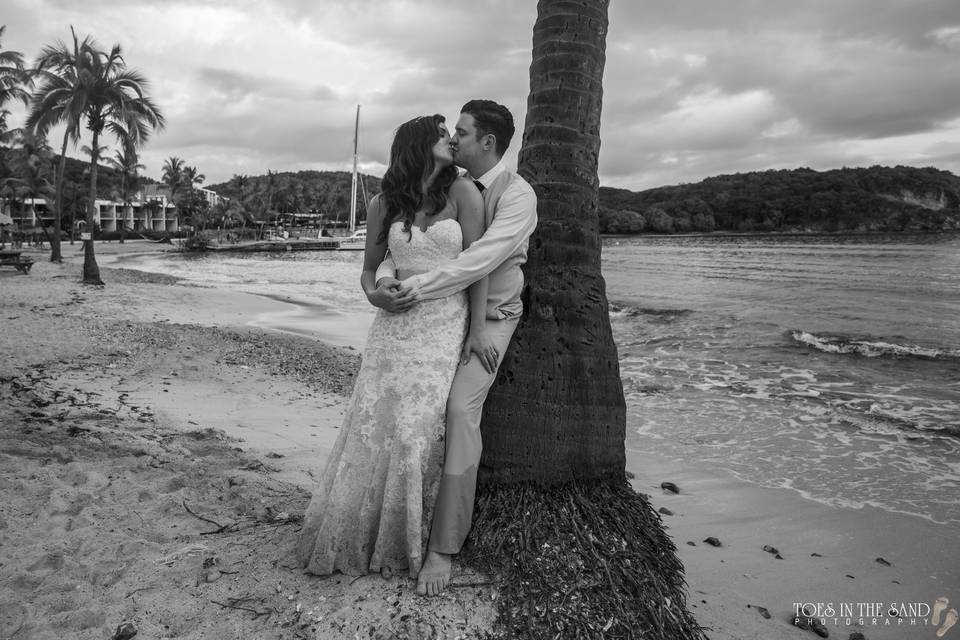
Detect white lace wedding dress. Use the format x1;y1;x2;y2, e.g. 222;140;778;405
297;218;468;577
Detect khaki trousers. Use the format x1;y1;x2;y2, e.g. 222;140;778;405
427;317;519;554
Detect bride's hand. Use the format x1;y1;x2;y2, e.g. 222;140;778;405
367;277;418;313
460;330;499;373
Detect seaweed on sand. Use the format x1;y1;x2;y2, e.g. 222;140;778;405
462;480;708;640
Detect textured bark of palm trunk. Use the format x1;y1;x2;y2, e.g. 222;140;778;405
49;132;70;263
81;239;102;285
48;228;62;263
466;8;707;635
83;132;103;285
480;0;625;485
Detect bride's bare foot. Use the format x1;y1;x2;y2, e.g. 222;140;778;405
938;609;958;638
933;597;950;626
416;551;451;596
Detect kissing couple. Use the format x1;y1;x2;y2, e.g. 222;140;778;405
296;99;538;596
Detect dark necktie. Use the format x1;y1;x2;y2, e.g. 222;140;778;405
473;180;485;193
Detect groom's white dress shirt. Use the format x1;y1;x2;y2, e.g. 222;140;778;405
383;160;537;319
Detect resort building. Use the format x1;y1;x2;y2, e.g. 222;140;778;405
1;185;226;233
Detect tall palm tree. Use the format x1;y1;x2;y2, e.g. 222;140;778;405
161;156;184;200
180;164;207;231
184;165;204;187
484;4;624;485
76;37;165;284
1;131;55;243
161;155;185;228
27;27;97;262
182;164;205;197
469;2;706;638
227;173;252;240
106;143;144;205
107;142;144;239
80;143;109;161
0;26;30;145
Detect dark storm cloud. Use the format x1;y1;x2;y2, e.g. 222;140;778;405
195;67;337;103
611;0;959;45
5;0;960;189
597;1;960;186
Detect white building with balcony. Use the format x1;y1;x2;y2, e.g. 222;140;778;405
1;184;225;233
2;196;179;232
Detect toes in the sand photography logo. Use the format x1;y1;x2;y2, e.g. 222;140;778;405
792;596;958;633
932;596;958;638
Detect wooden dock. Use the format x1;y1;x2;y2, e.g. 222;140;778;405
207;238;341;253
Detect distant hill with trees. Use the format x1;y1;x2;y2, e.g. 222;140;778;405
15;157;956;237
598;165;960;234
212;164;960;234
207;170;382;225
0;152;142;200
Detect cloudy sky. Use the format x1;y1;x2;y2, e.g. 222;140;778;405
4;0;960;191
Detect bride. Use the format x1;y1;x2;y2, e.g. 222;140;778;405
297;114;486;578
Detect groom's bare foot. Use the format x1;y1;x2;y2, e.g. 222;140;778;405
416;551;451;596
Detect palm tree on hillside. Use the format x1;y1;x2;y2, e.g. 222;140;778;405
468;1;706;638
76;37;165;284
26;26;94;262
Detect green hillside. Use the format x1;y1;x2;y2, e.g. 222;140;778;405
207;171;382;224
598;165;960;234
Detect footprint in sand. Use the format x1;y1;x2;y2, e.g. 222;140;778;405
937;608;958;638
0;600;27;638
934;597;950;626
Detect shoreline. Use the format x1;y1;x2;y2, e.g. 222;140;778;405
94;241;375;350
602;228;960;240
2;242;956;639
631;452;958;639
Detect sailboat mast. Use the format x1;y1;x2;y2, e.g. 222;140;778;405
349;104;360;234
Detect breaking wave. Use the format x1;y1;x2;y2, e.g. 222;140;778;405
609;303;693;320
790;330;960;361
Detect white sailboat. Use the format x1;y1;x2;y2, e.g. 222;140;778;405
338;104;367;251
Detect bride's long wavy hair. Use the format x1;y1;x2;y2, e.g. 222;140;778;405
378;114;458;243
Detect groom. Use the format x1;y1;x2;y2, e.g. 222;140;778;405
369;99;537;595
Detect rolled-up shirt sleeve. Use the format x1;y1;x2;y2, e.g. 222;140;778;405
406;185;537;300
374;250;397;283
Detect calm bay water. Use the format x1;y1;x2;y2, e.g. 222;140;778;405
111;232;960;524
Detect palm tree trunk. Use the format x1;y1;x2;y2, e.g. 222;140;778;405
83;129;103;285
462;3;707;637
480;0;624;485
119;172;127;243
48;131;69;263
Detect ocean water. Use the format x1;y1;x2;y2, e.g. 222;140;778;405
108;232;960;524
604;233;960;525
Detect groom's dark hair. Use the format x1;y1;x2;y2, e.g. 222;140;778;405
461;99;514;157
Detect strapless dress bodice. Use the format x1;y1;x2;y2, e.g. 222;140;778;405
388;218;462;274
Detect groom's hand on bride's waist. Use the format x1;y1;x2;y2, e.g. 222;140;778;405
368;277;419;313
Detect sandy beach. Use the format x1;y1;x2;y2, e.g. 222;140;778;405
1;241;956;640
